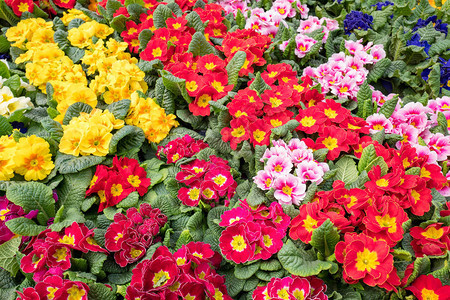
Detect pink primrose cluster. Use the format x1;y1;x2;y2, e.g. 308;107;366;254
303;39;386;100
254;139;329;205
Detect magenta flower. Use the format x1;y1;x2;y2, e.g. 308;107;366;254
273;174;306;205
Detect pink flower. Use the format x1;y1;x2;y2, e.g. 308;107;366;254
297;16;321;33
219;207;253;226
296;160;326;184
273;174;306;205
294;34;317;58
265;155;293;176
345;40;365;55
366;113;393;134
297;3;309;18
428;96;450;112
412;144;438;165
261;145;290;161
392;123;419;149
370;44;386;62
254;170;275;190
427;133;450;161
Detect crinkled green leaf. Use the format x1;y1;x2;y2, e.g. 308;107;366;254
160;70;191;102
153;4;173;28
55;153;105;174
5;217;46;236
310;219;340;258
116;191;139;209
186;211;204;241
367;58;391;83
260;259;282;271
185;11;204;33
87;283;115;300
0;115;13;136
356;81;373;118
334;156;358;184
6;182;55;221
223;270;245;297
188;32;216;56
109;125;145;156
226;51;246;87
41;117;63;142
249;72;271;95
0;238;20;276
235;261;260;280
105;99;130;120
0;61;10;78
378;95;399;118
62;102;93;125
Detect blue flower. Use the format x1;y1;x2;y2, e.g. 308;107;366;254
406;33;431;55
372;1;394;11
10;121;28;134
421;58;450;91
413;15;448;37
343;11;374;35
0;53;10;60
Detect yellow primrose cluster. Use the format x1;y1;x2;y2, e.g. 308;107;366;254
59;108;124;156
60;9;92;26
126;92;179;143
83;39;148;104
0;135;54;181
67;20;114;49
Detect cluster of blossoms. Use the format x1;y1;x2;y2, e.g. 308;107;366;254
295;96;369;160
409;223;450;257
0;135;55;181
86;156;151;212
130;2;226;58
176;156;236;207
125;91;179;143
0;195;38;244
244;0;309;37
253;275;328;300
5;0;77;17
219;200;290;263
105;204;167;266
254;139;329;205
165;53;234;116
78;33;148;105
280;16;339;59
290;141;447;291
221;63;310;149
343;11;373;35
157;134;208;164
303;40;386;100
20;222;107;282
367;97;450;175
126;243;231;300
59;109;124;157
17;275;90;300
0;80;34;117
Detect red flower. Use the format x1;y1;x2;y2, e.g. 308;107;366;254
47;245;72;270
53;0;75;8
178;183;202;206
315;99;350;125
140;38;169;61
54;281;89;300
189;86;218;116
315;126;350;160
221;117;251;150
410;223;450;257
406;274;450;300
289;201;325;243
295;107;327;134
261;86;294;116
8;0;33;16
196;54;226;74
219;223;255;263
105;174;133;207
335;233;394;289
264;110;295;128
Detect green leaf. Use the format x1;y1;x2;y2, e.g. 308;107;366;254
249;72;271;95
364;156;388;176
405;256;431;286
188;32;216;57
54;30;70;50
2;75;20;93
378;95;399;118
356;81;373;118
186;211;204;241
110;14;128;32
62;102;93;125
235;9;245;29
105;0;123;20
41;117;64;142
392;249;412;261
247;183;266;206
302;183;318;203
105;99;131;120
107;272;132;284
437;112;449;135
88;283;115;300
313;148;329;162
358;144;376;173
153;4;173;28
55;153;105;174
0;238;20;276
334;156;358;184
226;51;246;87
260;259;282;271
234;261;260;280
185;11;204;33
116;191;139;209
223;270;245;297
0;35;10;54
309;219;340;258
428;64;441;98
124;0;144;5
0;61;10;78
243;276;260;292
109;125;145;156
0;0;19;26
278;240;332;276
160;70;191;102
5;217;47;236
428;40;450;57
176;229;193;249
271;120;300;137
6;182;55;221
207;206;228;234
367;58;391;83
0;115;13;136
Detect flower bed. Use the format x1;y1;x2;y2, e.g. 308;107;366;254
0;0;449;299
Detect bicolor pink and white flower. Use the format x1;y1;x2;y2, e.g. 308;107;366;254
273;173;306;205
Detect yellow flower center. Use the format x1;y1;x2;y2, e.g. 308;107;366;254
231;235;247;252
322;137;338;151
47;287;58;300
152;47;162;58
253;129;266;143
186;81;198;92
271;119;283;127
355;248;379;272
111;183;123;197
114;233;123;241
213;175;227;186
282;185;292;196
130;248;142;258
202;188;214;198
376;179;389;187
269;97;282;108
420;167;431;178
421;227;444;239
18;2;29;12
152;270;170;288
231;126;246;138
421;288;439;300
375;214;397;233
188;188;200;200
53;247;68;262
205;62;216;70
324;108;337;119
67;285;86;300
173;23;181;29
212;81;224;93
274;165;283;172
339;86;348;93
264;178;272;188
263;234;273;247
300;116;316;127
197;94;211;108
0;208;10;221
303;215;318;232
127;175;141;188
58;234;75;246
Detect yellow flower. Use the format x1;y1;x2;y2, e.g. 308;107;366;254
79;124;112;156
14;135;55;181
0;158;15;181
59;125;86;156
67;28;93;48
61;9;91;26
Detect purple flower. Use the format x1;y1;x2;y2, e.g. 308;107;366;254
343;11;373;35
